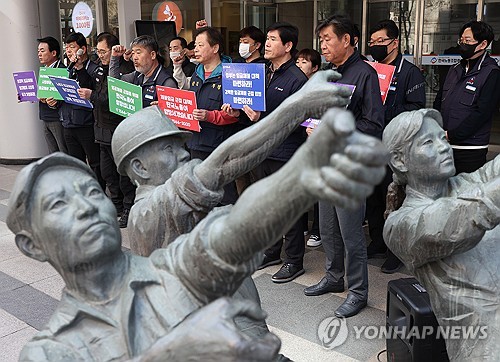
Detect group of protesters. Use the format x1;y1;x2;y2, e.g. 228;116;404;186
33;14;499;319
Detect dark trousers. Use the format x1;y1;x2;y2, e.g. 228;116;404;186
453;148;488;175
43;121;67;154
365;166;392;250
320;200;368;300
100;143;136;211
310;203;320;236
253;159;306;267
64;126;105;190
189;149;239;205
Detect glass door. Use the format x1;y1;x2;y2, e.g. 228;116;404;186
276;0;314;50
245;1;277;33
421;0;479;106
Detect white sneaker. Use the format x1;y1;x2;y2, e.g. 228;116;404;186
307;234;322;247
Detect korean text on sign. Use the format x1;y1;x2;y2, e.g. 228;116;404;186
13;71;38;102
107;77;143;117
48;76;93;109
222;63;266;111
37;67;69;100
156;86;200;132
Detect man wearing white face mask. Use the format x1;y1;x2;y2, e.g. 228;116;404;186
170;36;196;89
233;26;267;64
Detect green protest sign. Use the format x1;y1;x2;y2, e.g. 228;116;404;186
107;77;143;117
37;67;69;100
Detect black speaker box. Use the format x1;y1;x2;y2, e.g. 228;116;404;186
386;277;449;362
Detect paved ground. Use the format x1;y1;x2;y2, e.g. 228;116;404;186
1;162;414;361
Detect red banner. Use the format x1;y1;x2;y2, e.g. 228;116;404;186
156;86;200;132
366;61;396;105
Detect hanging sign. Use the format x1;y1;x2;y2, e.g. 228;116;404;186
153;1;183;34
72;2;94;37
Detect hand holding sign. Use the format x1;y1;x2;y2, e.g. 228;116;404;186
48;76;93;108
77;88;92;100
221;104;240;118
46;97;58;108
242;105;261;122
193;109;208;121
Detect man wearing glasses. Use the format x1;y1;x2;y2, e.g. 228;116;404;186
78;32;136;228
434;20;500;174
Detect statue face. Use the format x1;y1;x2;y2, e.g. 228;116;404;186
31;168;121;271
140;137;190;185
407;117;455;183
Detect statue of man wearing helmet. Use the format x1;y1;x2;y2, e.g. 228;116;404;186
111;70;359;346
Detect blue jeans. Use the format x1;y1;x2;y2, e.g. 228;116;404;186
319;200;368;301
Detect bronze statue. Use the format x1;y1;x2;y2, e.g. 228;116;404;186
7;106;387;361
111;71;355;348
383;109;500;361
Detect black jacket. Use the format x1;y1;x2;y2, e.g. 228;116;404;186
330;51;384;139
39;60;65;122
232;55;267;65
434;52;500;146
165;58;196;78
384;53;426;125
263;57;308;162
90;60;135;145
90;63;123;130
59;58;98;128
181;58;196;77
109;58;177;108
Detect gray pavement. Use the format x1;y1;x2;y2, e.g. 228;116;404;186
0;162;413;362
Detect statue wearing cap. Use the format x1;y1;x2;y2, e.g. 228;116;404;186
7;98;389;360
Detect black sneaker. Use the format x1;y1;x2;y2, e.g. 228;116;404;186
367;244;387;259
381;254;403;274
306;234;322;247
258;254;282;270
118;208;130;229
271;263;305;283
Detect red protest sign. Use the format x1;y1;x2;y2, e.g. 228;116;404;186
156;86;200;132
366;61;396;105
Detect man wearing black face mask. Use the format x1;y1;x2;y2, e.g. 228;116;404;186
434;20;500;174
369;19;426;125
366;19;426;274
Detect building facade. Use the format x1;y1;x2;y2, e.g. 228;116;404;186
1;0;499;161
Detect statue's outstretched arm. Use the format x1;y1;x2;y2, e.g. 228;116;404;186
208;108;389;265
194;70;353;191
